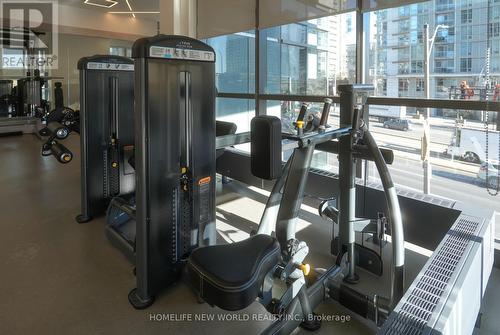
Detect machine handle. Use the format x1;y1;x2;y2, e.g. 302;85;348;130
179;71;192;170
109;76;119;142
50;141;73;164
296;103;308;123
319;98;333;127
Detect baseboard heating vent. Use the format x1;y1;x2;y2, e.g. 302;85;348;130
379;213;494;335
310;167;338;179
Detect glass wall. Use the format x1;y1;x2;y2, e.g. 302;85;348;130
204;1;500;245
362;1;500;246
206;31;256;95
205;31;256;138
366;0;500;118
216;98;255;134
262;13;356;97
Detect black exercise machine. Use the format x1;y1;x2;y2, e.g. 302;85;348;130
75;55;135;223
122;35;218;309
74;46;235;311
73;36;404;332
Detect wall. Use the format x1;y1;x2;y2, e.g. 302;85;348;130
0;3;155;108
56;4;157;40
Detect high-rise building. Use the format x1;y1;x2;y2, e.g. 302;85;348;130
368;0;500;117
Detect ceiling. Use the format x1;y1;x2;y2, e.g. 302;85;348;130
64;0;159;16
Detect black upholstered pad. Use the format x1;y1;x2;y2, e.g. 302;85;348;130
187;234;280;311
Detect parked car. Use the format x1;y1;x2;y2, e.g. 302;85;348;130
383;118;411;131
477;160;500;188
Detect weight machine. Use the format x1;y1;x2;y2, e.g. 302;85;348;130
75;55;135;223
187;85;405;334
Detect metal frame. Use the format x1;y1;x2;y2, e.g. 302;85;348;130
218;93;500;113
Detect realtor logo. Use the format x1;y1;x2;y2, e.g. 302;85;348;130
0;0;58;69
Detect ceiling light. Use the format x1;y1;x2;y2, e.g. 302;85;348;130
84;0;118;8
125;0;135;18
108;11;160;14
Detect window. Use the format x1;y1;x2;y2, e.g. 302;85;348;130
436;78;456;94
376;79;387;95
461;9;472;24
416;79;424;92
436;0;454;12
398;48;410;60
399;19;410;33
411;60;423;73
206;31;256;94
436;28;455;43
460;58;472;72
399;6;410;17
282;24;307;44
462;25;472;40
436;13;454;26
489;22;500;37
435;44;454;58
398;79;409;95
492;5;500;20
398;62;410;75
216;98;255;134
435;59;454;73
205;31;256;136
262;12;355;97
492;57;499;72
460;42;472;57
317;31;328;48
493;42;500;56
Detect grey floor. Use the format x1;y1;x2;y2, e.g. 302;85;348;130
0;134;499;335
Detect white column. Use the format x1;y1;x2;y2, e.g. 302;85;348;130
160;0;197;37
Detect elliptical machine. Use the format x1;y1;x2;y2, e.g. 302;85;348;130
187;85;405;334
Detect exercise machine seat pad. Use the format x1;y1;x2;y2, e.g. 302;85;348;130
187;234;280;311
251;116;282;180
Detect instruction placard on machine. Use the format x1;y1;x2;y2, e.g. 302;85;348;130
149;46;215;62
87;62;134;71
